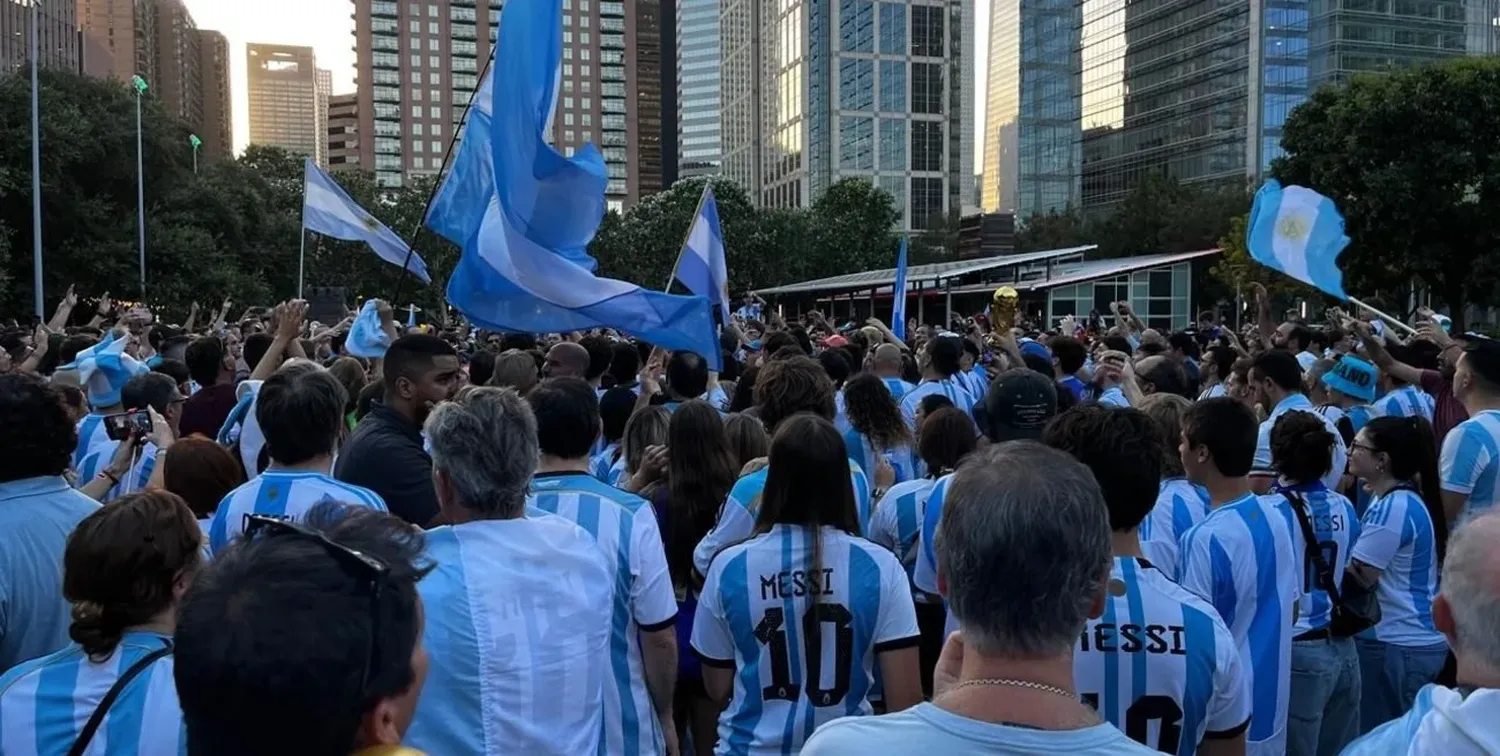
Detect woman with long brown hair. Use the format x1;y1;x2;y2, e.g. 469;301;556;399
842;374;918;498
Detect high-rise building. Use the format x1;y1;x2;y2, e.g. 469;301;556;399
1;0;81;72
77;0;138;79
978;0;1079;217
328;92;361;171
677;0;721;177
197;30;232;161
721;0;974;231
316;68;331;166
153;0;201;128
246;43;322;161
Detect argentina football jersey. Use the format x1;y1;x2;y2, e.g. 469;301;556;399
1074;557;1250;756
1177;494;1304;756
207;471;386;554
691;525;920;755
1439;409;1500;526
1352;489;1445;646
1253;394;1348;492
866;478;938;594
1373;384;1435;423
1271;483;1359;637
843;428;920;487
1139;479;1210;575
72;413;114;471
692;462;872;576
76;443;159;502
898;379;975;432
881;376;916;401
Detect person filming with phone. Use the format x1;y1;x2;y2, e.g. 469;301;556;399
76;373;182;503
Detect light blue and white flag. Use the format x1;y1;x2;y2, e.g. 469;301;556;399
346;300;392;359
892;235;909;340
431;0;722;369
672;185;730;322
303;158;431;284
1246;180;1350;299
61;333;150;409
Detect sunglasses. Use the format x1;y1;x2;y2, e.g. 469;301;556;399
243;515;389;698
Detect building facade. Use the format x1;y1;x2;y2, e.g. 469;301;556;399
316;68;331;166
677;0;722;177
1;0;81;73
328;92;361;170
978;0;1079;217
721;0;974;231
246;43;323;161
152;0;201;128
197;30;231;161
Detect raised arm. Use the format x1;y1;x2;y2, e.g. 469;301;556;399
47;285;78;332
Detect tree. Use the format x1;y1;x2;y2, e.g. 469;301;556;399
1015;176;1247;258
1272;56;1500;330
805;178;901;279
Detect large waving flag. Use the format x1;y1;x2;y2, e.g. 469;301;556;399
892;235;909;340
671;185;730;321
303;159;430;284
432;0;721;369
61;333;150;408
1246;180;1350;299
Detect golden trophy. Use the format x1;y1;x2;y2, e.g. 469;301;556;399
987;286;1019;347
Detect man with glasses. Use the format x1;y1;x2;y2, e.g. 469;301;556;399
175;503;433;755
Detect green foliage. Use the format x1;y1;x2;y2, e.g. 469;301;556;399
1271;56;1500;330
1016;174;1249;260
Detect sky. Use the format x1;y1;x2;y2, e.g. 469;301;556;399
182;0;991;173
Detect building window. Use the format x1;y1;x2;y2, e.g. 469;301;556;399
565;78;574;92
410;54;422;68
880;176;905;219
413;88;423;101
879;3;905;54
582;112;592;125
413;123;425;136
581;14;590;27
910;177;943;228
838;0;874;53
880;60;906;111
580;48;590;60
565;47;573;59
428;3;439;16
430;89;440;102
411;105;422;118
414;156;426;169
566;112;575;125
911;6;944;56
429;21;440;34
430;106;442;118
839;58;874;111
582;97;592;109
414;140;425;153
911;63;942;114
910;120;942;171
431;141;442;153
429;55;440;68
409;19;421;33
879;119;906;170
565;30;573;42
581;31;590;44
839;116;874;170
565;130;576;142
413;37;423;51
582;79;592;92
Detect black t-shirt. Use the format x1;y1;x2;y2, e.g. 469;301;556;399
334;403;440;527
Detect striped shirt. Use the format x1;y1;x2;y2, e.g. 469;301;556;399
899;379;976;432
1271;483;1359;635
880;377;916;402
1352;488;1446;647
691;525;921;755
406;513;613;756
76;443;158;502
0;632;184;755
1177;493;1304;756
866;478;937;598
1252;394;1348;492
1374;385;1436;424
1439;409;1500;527
590;442;622;483
72;414;114;471
957;367;989;404
1139;479;1210;575
206;470;387;553
529;473;679;756
843;429;920;487
1075;558;1250;756
912;475;952;601
692;462;872;577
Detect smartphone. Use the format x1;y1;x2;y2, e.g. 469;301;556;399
103;411;151;442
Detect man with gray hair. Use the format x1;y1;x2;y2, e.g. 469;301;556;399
1343;509;1500;754
802;442;1159;754
403;385;614;755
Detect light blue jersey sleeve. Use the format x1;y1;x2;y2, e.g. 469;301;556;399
1440;422;1489;496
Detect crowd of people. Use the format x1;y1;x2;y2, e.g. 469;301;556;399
1;283;1498;756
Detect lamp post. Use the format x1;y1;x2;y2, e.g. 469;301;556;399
30;0;42;320
189;133;201;174
132;74;148;298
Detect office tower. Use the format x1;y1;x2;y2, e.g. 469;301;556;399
978;0;1079;217
718;0;759;194
316;68;331;166
197;30;231;161
246;43;322;161
1;0;81;72
677;0;721;177
660;0;679;185
77;0;137;79
153;0;201;127
328;92;361;170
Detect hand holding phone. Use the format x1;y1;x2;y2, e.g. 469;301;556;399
103;410;152;442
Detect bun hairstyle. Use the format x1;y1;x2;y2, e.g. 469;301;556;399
65;491;202;658
1269;410;1336;485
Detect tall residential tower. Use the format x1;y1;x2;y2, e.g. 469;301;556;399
246;43;323;161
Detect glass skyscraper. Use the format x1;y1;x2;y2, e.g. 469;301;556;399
678;0;722;176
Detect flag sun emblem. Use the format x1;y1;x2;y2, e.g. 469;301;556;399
361;215;381;233
1276;212;1311;242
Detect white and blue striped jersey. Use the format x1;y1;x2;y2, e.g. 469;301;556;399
1098;386;1131;408
1352;488;1446;647
1177;493;1304;756
1075;557;1251;756
898;378;975;432
76;443;158;502
880;377;916;401
693;462;872;577
206;470;386;553
843;429;920;487
1252;394;1348;492
866;478;937;598
1139;479;1210;574
1270;484;1359;635
529;473;678;756
912;475;952;600
1373;385;1435;423
957;367;989;403
0;632;183;755
72;413;114;471
407;513;613;756
590;441;621;483
606;455;631;488
1439;409;1500;527
691;525;921;756
1198;384;1228;401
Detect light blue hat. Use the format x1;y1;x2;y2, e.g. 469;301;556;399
1322;355;1378;403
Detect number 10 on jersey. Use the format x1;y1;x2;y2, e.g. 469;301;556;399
754;603;855;707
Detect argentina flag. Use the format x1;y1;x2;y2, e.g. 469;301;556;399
303;159;430;283
1246;180;1351;299
670;185;730;322
892;236;909;340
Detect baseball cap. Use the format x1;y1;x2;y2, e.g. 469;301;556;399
1019;339;1052;361
1321;355;1377;403
821;334;849;349
983;368;1059;442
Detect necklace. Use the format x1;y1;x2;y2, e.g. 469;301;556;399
951;678;1076;700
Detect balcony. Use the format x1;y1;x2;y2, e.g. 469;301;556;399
371;1;398;17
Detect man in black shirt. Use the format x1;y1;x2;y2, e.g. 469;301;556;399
336;334;461;526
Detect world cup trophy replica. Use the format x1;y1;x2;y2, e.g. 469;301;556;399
986;286;1019;348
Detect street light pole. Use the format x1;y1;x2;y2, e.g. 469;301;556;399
132;75;147;298
30;0;43;320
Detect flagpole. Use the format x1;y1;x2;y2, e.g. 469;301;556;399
1348;296;1418;336
297;229;307;299
392;51;496;309
29;0;43;320
664;182;714;292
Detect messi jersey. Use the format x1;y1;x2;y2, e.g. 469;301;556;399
881;377;916;402
866;478;936;596
529;473;679;756
1269;484;1359;635
72;413;114;471
207;470;386;553
1352;488;1445;646
1374;385;1436;423
1439;409;1500;527
1177;494;1304;756
691;525;920;756
693;462;872;576
0;632;184;755
1139;479;1210;575
1075;558;1250;756
843;429;920;487
898;379;976;432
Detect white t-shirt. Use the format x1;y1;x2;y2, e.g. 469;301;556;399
801;703;1162;755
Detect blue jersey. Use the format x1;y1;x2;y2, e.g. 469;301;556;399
690;525;920;756
407;513;613;755
72;413;114;471
590;441;621;483
0;632;184;755
899;379;976;432
207;470;386;553
1074;558;1251;755
881;377;916;401
1097;386;1130;408
1253;394;1348;492
693;462;872;576
1139;479;1210;574
957;367;989;403
866;478;937;597
1373;385;1435;423
1270;483;1359;635
843;429;920;487
1352;488;1445;646
76;443;158;502
1439;409;1500;527
529;473;679;756
1061;375;1093;403
1177;494;1304;755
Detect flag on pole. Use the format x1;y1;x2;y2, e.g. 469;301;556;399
892;235;909;340
1246;180;1350;299
431;0;721;369
671;185;730;322
302;158;431;284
